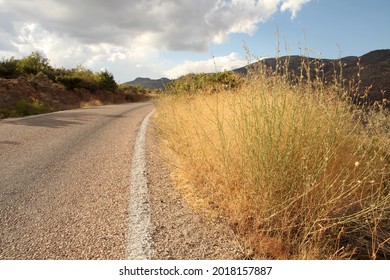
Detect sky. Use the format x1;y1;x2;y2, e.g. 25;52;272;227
0;0;389;83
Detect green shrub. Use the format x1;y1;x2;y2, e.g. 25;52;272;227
56;75;83;90
72;66;99;91
15;99;51;116
0;57;20;79
0;108;16;119
118;84;147;102
56;66;104;91
17;51;50;76
98;70;117;91
165;70;241;94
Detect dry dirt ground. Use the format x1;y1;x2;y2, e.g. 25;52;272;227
146;121;244;260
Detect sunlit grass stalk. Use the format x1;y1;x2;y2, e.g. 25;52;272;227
154;55;389;259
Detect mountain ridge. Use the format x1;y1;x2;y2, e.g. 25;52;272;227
123;77;171;89
233;49;390;105
124;49;389;105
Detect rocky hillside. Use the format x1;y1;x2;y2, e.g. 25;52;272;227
234;49;390;106
0;76;126;118
0;51;129;118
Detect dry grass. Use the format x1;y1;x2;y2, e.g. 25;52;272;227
154;61;389;259
80;99;104;108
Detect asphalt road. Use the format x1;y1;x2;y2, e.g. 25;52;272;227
0;102;154;259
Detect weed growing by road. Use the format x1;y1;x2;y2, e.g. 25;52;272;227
0;99;52;118
155;54;389;259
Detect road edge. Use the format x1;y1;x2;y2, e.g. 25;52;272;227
126;108;155;259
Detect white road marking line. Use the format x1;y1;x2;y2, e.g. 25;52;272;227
126;109;155;259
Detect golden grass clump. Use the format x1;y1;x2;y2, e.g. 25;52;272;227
80;99;104;108
154;62;389;259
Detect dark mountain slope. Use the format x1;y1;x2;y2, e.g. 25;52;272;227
124;77;171;89
234;49;390;105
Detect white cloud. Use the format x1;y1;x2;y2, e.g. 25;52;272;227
0;0;311;81
280;0;311;19
165;52;247;79
0;21;163;82
1;0;311;51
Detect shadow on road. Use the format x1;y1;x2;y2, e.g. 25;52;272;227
2;103;151;128
9;115;90;128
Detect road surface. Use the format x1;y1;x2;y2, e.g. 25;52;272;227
0;102;153;259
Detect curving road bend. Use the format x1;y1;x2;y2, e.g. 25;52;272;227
0;102;154;259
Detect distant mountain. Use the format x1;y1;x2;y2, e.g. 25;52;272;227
124;77;171;89
123;50;389;105
233;49;390;106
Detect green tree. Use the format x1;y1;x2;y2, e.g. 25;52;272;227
98;70;117;91
56;75;83;90
17;51;50;75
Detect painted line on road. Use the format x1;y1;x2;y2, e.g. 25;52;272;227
126;109;155;260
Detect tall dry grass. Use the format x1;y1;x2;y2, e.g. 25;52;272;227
154;60;389;259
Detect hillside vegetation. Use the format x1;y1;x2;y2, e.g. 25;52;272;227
0;51;118;91
155;55;389;259
0;51;147;118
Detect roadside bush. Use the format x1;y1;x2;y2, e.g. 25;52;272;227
98;70;117;91
0;57;20;79
56;75;83;90
72;66;99;91
165;70;242;94
118;84;147;102
0;108;16;119
15;99;51;116
56;66;105;91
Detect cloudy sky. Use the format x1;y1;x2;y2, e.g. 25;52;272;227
0;0;389;83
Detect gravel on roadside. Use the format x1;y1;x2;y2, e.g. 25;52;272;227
146;121;244;260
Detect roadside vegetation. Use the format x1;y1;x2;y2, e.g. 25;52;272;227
154;51;389;259
0;51;148;118
0;51;118;91
164;70;242;94
118;84;150;102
